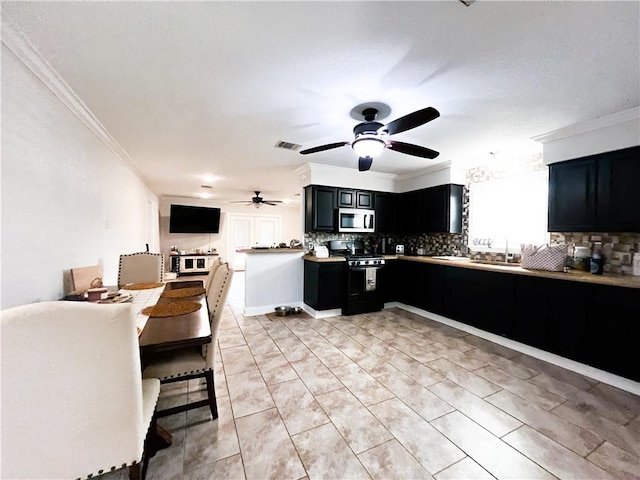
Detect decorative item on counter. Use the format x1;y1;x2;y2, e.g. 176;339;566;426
632;252;640;276
521;243;568;272
573;246;592;271
590;242;604;275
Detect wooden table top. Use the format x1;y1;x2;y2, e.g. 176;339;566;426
138;280;211;354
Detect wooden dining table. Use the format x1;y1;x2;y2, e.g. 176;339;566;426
137;280;211;356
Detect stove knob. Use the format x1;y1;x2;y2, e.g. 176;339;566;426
374;260;380;265
365;260;371;265
350;261;358;266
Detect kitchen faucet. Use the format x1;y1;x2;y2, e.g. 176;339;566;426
491;235;511;263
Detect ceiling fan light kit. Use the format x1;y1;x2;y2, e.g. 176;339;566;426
352;136;386;158
300;103;441;172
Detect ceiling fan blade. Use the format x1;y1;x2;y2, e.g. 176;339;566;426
380;107;440;136
262;201;279;206
262;200;283;203
299;141;349;155
388;140;440;159
358;157;374;172
230;201;253;204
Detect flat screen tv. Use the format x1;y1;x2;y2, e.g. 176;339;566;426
169;204;221;233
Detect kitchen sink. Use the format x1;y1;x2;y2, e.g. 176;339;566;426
470;259;521;266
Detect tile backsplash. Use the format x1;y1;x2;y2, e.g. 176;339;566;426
303;232;463;256
550;232;640;275
304;231;639;274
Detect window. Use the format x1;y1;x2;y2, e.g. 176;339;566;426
468;170;549;254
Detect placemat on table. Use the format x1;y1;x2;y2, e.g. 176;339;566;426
122;282;165;290
142;301;201;317
161;287;206;298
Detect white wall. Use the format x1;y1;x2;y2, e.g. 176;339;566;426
1;45;159;308
159;196;302;265
243;251;305;316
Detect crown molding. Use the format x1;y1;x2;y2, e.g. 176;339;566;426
394;160;452;182
532;106;640;144
1;17;154;193
300;162;399;181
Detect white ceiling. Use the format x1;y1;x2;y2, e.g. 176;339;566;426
2;1;639;205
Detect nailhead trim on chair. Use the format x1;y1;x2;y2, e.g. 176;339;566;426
118;252;164;287
162;367;210;380
80;459;139;480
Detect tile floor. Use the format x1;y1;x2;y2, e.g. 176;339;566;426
109;272;639;480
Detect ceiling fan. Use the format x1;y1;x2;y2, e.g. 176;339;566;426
299;104;440;172
230;191;283;208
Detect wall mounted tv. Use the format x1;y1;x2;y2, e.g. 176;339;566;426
169;204;221;233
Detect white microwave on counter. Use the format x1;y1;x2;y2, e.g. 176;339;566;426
338;208;375;233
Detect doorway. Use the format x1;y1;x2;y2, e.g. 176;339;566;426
227;214;281;271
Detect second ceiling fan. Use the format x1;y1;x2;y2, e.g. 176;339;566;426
230;191;282;208
299;105;440;172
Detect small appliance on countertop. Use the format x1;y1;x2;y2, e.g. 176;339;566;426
313;245;329;258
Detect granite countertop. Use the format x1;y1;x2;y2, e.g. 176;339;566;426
303;254;640;289
400;255;640;289
242;247;305;254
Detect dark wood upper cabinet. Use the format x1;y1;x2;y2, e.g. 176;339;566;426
401;184;463;234
337;189;375;209
548;146;639;232
356;190;374;209
374;192;398;233
424;184;464;234
596;146;640;232
305;185;336;232
548;157;598;232
337;189;356;208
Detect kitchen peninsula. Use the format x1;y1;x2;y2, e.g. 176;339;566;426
242;247;305;316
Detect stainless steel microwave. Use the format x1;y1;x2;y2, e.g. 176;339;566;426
338;208;375;233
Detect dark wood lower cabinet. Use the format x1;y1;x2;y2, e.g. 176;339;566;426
394;259;639;381
380;260;398;303
444;268;515;337
585;284;639;381
513;276;590;363
303;261;344;311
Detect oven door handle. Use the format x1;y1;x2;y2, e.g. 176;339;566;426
348;265;384;271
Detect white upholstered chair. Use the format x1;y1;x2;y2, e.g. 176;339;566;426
1;301;160;480
204;257;223;296
118;252;164;288
143;263;234;419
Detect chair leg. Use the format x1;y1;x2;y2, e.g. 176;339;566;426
129;462;141;480
205;369;218;419
140;415;155;479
